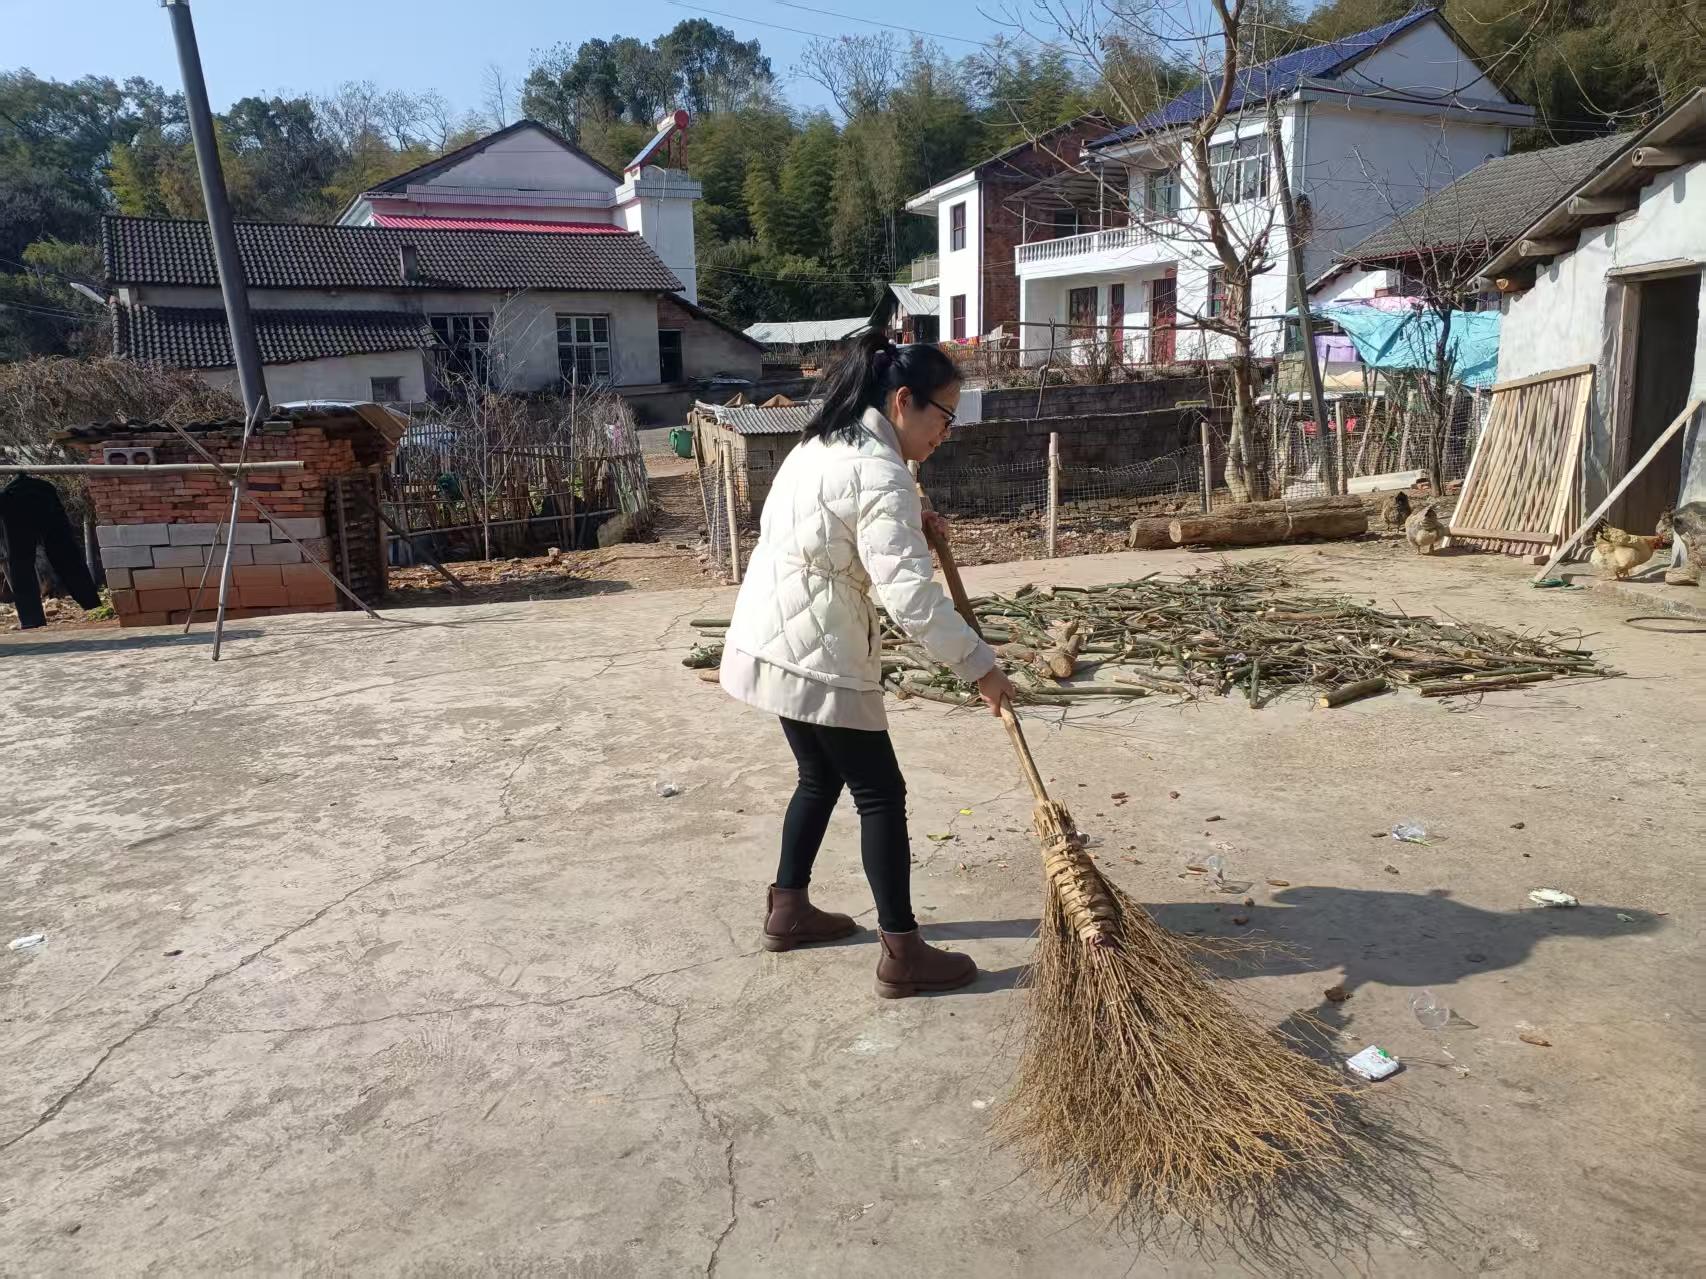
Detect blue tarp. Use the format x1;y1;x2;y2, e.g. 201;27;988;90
1316;304;1501;389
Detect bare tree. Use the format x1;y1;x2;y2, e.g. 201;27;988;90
481;63;514;131
799;33;901;119
1009;0;1288;501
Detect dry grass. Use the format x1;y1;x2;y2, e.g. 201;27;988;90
0;357;239;458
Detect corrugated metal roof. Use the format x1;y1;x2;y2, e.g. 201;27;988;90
1089;8;1437;148
1337;133;1629;264
698;399;824;435
887;284;940;316
743;318;870;345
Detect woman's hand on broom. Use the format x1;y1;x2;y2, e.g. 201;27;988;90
976;666;1018;716
922;510;951;544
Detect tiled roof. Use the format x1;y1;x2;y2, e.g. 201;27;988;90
1090;8;1437;147
1337;133;1629;263
114;305;437;368
103;216;682;293
699;400;824;435
370;215;628;234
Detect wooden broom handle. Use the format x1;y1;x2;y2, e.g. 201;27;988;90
919;492;1054;809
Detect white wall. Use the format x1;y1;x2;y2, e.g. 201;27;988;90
200;351;429;404
616;168;701;303
1497;161;1706;509
937;182;981;338
1349;21;1510;101
132;285;664;393
1300;103;1510;283
418;125;618;195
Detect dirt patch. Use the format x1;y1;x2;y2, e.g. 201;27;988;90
386;539;717;608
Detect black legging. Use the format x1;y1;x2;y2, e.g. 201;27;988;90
776;717;916;933
1;476;100;631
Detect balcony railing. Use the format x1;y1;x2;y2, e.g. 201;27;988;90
895;253;939;284
1014;220;1176;268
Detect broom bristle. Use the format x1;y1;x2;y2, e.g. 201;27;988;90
994;800;1362;1225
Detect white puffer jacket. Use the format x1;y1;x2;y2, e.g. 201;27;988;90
721;407;995;707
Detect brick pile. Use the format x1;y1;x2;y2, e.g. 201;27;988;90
67;418;377;627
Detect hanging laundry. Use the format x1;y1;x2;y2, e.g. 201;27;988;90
0;475;101;630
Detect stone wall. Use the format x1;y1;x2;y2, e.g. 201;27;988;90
979;374;1213;422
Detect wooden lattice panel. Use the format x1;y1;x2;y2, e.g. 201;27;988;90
1450;365;1594;558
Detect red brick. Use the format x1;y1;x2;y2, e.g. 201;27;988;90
286;578;337;607
239;583;290;607
110;589;139;615
120;610;172;628
279;562;325;588
138;587;191;611
232;564;282;589
133;567;185;590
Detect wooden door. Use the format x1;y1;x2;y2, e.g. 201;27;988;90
1149;275;1176;363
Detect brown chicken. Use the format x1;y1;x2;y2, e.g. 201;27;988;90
1590;511;1673;580
1404;503;1444;554
1381;490;1411;529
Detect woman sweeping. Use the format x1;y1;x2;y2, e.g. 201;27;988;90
721;333;1017;997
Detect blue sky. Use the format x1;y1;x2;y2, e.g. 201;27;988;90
2;0;1025;118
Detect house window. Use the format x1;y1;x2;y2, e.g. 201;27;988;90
949;202;967;252
950;294;967;341
429;313;490;386
369;376;402;403
1142;167;1179;219
557;314;612;385
1208;136;1269;204
1051;208;1080;239
659;329;684;383
1068;286;1097;340
1206;268;1227;319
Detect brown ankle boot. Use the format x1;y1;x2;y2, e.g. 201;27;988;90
874;928;977;998
762;886;858;951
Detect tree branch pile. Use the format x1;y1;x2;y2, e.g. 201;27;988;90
687;561;1617;709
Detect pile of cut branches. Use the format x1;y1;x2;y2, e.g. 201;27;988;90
686;561;1618;709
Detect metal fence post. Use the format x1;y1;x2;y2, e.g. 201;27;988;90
1046;431;1060;557
1199;420;1213;513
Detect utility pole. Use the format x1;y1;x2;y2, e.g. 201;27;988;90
163;0;271;659
1266;107;1335;494
162;0;268;420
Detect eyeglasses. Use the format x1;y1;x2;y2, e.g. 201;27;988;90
923;396;958;428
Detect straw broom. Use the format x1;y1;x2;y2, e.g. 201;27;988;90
920;516;1361;1224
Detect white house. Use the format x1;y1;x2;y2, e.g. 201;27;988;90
338;116;702;304
104;215;719;405
946;9;1532;367
1480;89;1706;538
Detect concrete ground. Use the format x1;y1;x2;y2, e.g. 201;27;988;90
2;545;1701;1277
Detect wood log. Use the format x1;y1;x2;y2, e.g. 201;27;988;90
1126;516;1176;549
1169;501;1368;547
1186;494;1363;519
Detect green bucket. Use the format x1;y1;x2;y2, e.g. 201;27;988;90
669;427;693;458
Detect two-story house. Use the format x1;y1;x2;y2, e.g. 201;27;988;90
902;114;1113;344
107;117;761;417
913;9;1532;369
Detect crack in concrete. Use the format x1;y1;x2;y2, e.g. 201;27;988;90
628;983;739;1278
0;824;503;1153
146;949;762;1037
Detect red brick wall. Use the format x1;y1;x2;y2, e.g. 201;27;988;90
976;116;1118;336
71;422;365;627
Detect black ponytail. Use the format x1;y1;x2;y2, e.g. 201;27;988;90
802;329;961;446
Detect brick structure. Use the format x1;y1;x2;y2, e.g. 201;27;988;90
61;405;400;628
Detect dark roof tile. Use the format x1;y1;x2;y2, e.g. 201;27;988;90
1337;133;1630;263
103;216;681;293
114;305;438;368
